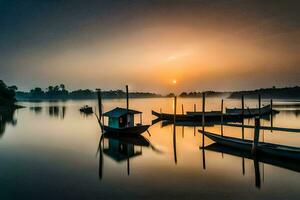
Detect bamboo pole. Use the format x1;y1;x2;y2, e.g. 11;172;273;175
270;99;273;132
202;92;205;126
241;95;244;117
252;117;260;154
221;99;224;136
126;85;129;110
182;104;184;114
258;94;261;117
202;92;205;147
96;89;102;119
174;96;177;124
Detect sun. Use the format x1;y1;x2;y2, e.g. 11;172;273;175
172;79;177;84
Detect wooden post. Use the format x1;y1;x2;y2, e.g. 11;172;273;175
270;99;273;131
258;94;261;117
202;92;205;127
241;95;244;117
126;85;129;110
174;96;177;124
254;157;261;189
193;104;196;136
181;104;184;114
202;92;205;147
252;117;260;154
221;99;224;136
96;89;102;118
140;113;142;124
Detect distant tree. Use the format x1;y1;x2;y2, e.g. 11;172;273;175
0;80;17;106
166;93;175;97
47;86;54;92
30;87;44;97
8;85;18;91
179;92;188;97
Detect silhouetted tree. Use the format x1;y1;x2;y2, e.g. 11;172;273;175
0;80;17;106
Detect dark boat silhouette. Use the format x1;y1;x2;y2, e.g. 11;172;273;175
226;104;278;115
102;107;150;135
199;130;300;160
97;86;150;136
152;110;244;123
79;105;93;114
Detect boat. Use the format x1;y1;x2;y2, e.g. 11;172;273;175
152;110;244;123
199;130;300;160
98;86;150;136
79;105;93;114
102;107;150;135
226;104;278;115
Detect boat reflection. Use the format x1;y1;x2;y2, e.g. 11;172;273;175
48;106;66;119
202;143;300;188
97;133;152;180
29;106;43;114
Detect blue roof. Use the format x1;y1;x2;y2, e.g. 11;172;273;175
102;107;142;118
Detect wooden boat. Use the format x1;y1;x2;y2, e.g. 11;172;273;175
202;143;300;173
103;124;150;135
160;120;215;127
101;107;150;136
98;86;150;136
152;110;243;123
79;105;93;114
226;104;277;115
199;130;300;160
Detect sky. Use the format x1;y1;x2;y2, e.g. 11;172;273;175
0;0;300;93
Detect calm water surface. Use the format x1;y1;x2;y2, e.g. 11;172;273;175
1;98;300;199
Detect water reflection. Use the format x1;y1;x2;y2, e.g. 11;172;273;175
97;133;151;180
202;141;300;189
0;109;17;137
30;106;42;114
48;106;66;119
280;110;300;117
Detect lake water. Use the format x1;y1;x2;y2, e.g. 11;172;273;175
1;98;300;199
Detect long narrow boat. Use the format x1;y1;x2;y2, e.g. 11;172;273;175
226;104;278;115
199;130;300;160
152;110;244;123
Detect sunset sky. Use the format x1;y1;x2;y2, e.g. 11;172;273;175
1;0;300;93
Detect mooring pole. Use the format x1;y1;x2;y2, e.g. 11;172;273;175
202;92;205;147
270;99;273;132
182;104;184;115
96;89;102;118
258;94;261;117
126;85;129;110
174;96;177;124
241;95;245;117
221;99;224;136
173;96;178;164
252;117;260;154
242;95;245;140
202;92;205;127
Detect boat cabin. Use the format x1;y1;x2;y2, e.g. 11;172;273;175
102;107;143;128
